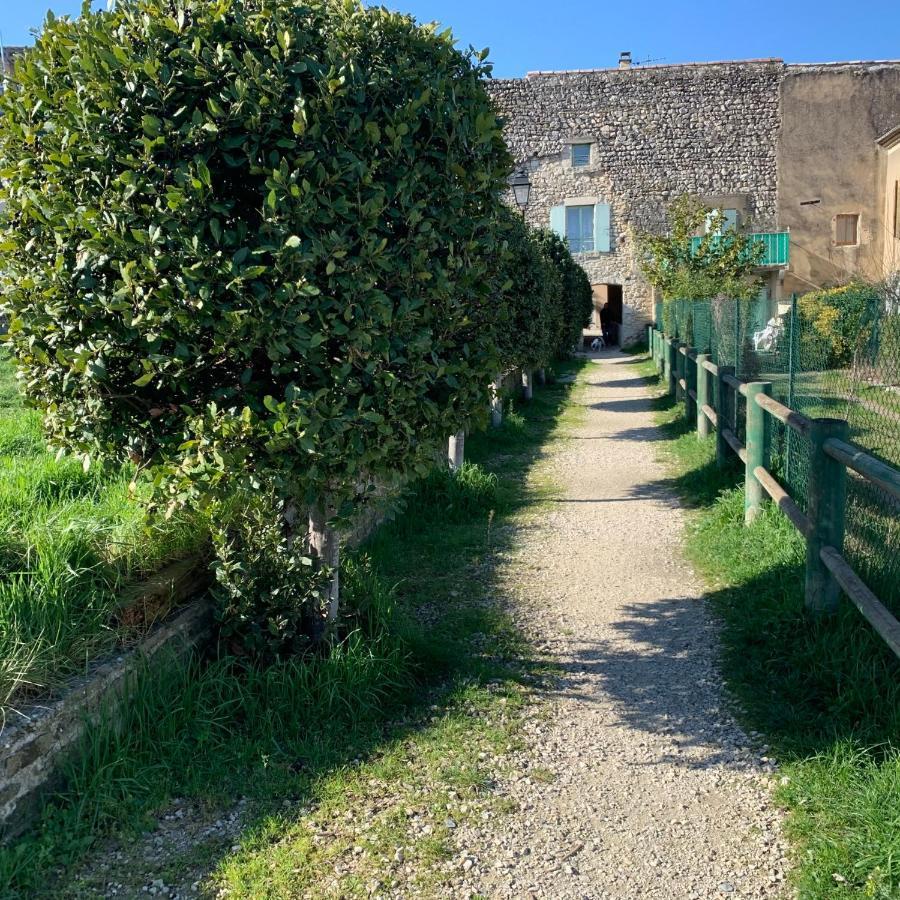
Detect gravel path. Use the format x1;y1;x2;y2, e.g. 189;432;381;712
451;352;790;900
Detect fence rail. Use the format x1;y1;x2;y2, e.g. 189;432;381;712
649;317;900;659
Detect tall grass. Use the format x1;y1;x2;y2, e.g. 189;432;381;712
0;355;204;711
632;352;900;900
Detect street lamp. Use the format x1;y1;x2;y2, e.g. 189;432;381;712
510;167;531;214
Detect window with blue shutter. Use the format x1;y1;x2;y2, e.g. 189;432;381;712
571;143;591;167
565;206;594;253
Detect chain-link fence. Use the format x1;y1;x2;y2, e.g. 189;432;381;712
657;289;900;611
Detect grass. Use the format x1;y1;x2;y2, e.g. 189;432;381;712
0;354;205;714
0;360;585;899
630;350;900;900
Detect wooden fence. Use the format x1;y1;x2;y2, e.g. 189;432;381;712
649;325;900;658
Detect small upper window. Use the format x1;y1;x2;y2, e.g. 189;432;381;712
835;214;859;246
571;144;591;168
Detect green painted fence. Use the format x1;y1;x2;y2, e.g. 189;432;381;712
648;308;900;658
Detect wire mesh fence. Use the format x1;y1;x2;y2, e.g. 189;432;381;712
657;289;900;611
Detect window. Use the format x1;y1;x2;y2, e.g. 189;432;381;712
835;214;859;246
705;208;739;235
566;205;595;253
551;202;611;253
571;143;591;168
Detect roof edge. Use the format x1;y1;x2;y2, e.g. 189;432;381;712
877;125;900;149
523;58;784;78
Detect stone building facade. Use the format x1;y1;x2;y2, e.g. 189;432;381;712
488;58;900;347
778;63;900;296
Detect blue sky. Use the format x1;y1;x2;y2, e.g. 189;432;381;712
3;0;899;78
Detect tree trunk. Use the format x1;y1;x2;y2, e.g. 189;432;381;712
522;369;533;401
536;368;546;386
308;504;340;638
448;430;465;471
490;375;503;428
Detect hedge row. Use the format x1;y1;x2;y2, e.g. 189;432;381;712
0;0;590;651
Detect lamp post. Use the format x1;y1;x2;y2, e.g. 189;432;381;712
510;167;531;217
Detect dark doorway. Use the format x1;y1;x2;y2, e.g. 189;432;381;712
600;284;623;346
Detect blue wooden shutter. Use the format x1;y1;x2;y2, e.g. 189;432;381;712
594;203;610;252
723;208;739;231
550;205;565;239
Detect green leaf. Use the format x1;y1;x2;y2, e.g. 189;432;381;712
142;115;162;137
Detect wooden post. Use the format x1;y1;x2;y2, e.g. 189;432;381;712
744;381;772;524
647;324;653;354
309;505;340;638
665;338;676;396
522;369;533;401
716;365;735;469
490;375;503;428
448;431;465;471
805;417;850;616
674;343;685;403
536;368;546;386
684;347;697;423
696;353;711;440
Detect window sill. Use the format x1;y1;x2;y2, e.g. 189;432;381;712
572;250;613;259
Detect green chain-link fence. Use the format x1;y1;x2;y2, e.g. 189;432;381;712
656;289;900;611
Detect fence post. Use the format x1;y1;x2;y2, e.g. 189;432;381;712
675;342;685;403
647;324;653;354
785;293;798;482
804;417;850;616
448;431;465;471
666;339;676;396
744;382;772;525
696;353;711;439
490;375;503;428
684;347;697;423
716;365;735;468
522;369;533;401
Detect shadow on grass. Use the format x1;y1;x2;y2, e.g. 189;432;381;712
2;360;586;898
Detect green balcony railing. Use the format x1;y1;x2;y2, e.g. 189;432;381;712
690;231;790;267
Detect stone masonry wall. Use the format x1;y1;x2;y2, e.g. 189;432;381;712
487;61;784;345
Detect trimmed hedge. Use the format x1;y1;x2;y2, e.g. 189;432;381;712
0;0;512;519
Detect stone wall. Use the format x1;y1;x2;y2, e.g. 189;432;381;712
488;61;784;345
1;594;212;841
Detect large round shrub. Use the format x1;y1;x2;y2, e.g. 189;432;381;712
0;0;514;642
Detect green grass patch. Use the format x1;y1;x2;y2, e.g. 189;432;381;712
629;351;900;899
0;355;205;712
1;360;585;898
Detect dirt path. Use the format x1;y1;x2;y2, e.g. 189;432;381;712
451;352;789;899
